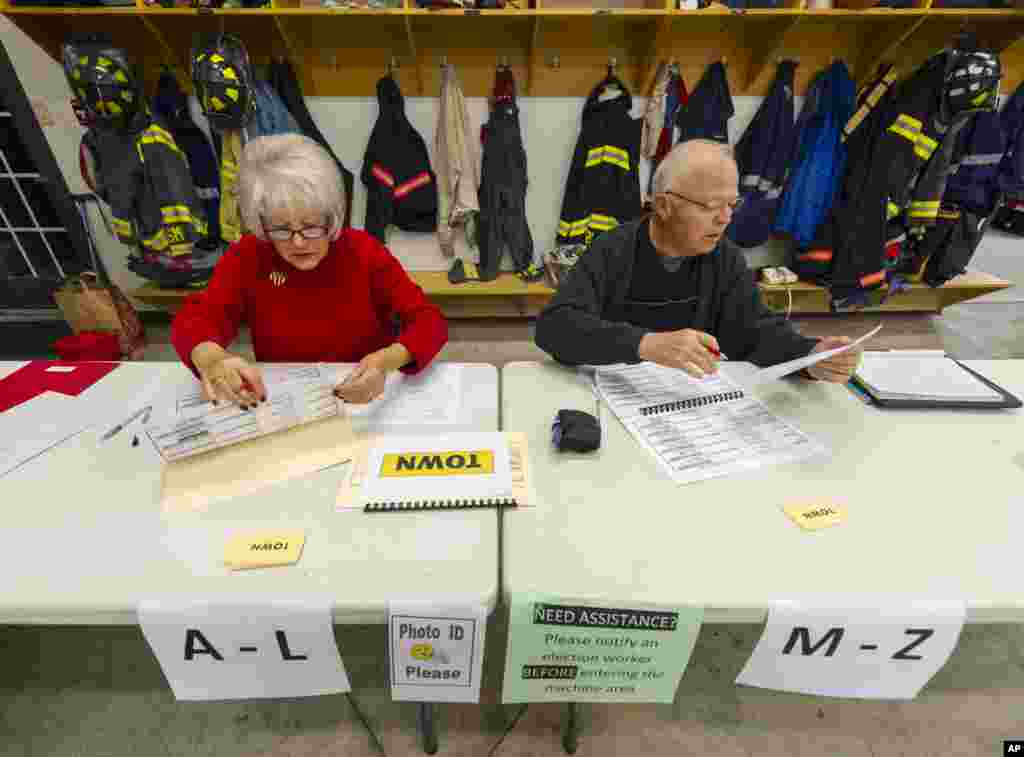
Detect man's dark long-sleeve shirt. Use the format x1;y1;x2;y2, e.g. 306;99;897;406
535;219;817;367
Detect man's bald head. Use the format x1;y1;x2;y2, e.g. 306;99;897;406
652;139;737;196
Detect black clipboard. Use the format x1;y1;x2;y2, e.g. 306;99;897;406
851;359;1022;410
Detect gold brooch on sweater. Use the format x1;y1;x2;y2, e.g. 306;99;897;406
269;271;287;287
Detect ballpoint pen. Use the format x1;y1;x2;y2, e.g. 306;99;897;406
100;404;151;442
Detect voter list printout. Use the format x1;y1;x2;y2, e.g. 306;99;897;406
596;362;828;485
147;365;339;461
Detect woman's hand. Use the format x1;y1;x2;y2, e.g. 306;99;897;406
334;355;387;404
191;342;267;409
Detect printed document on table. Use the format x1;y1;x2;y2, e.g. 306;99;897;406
597;363;827;486
147;364;341;461
343;362;462;427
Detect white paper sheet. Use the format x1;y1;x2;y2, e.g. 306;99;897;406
138;599;351;701
388;601;487;703
342;363;462;427
597;364;827;486
0;366;164;478
855;352;1002;401
735;601;966;700
146;364;341;461
734;324;883;389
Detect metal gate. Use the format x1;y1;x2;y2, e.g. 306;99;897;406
0;37;91;325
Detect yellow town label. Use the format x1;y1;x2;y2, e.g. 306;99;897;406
782;502;846;531
379;449;495;478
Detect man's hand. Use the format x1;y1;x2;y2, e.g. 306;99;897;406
805;336;862;383
192;342;267;409
334;354;387;404
637;329;720;379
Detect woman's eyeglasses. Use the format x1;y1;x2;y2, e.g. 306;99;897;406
263;220;329;243
661;191;742;214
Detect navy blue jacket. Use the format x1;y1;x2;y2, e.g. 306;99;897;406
728;60;797;248
675;61;733;145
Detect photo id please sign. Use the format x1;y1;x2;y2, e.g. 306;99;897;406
388;601;487;703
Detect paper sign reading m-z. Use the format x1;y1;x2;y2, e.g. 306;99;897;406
379;450;495;477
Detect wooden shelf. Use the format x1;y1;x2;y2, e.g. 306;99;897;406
4;4;1023;98
130;270;1009;318
129;272;557;319
759;271;1011;314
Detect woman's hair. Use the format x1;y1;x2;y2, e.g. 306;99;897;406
237;134;346;239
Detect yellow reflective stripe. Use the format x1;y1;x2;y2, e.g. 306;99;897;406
142;230;169;251
559;216;592;237
585;147;605;167
139;135;184;157
584;145;631;170
910;200;940;208
896;113;923;131
146;124;175;143
888;124;918;143
917;133;938;152
169;243;193;257
886;201;901;219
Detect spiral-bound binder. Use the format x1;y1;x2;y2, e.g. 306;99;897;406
364;497;518;513
639;389;745;416
337;431;532;513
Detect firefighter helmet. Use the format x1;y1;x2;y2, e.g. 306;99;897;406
62;38;142;131
191;33;256;131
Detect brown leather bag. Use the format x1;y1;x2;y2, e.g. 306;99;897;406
53;272;146;360
53;197;146;360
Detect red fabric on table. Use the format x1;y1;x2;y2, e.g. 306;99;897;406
0;360;119;413
53;331;121;362
171;229;448;376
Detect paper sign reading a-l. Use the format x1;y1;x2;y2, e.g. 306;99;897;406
502;595;704;704
138;599;350;701
388;602;487;703
380;450;494;477
735;601;966;700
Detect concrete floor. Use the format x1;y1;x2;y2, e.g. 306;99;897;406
3;301;1024;756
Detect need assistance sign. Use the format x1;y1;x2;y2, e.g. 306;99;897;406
502;595;703;703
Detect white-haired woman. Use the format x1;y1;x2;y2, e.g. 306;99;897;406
172;134;448;407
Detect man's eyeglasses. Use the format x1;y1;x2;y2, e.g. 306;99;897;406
661;191;742;214
263;219;329;243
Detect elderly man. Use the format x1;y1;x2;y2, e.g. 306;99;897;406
535;140;860;382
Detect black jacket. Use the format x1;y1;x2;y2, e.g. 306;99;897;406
535;219;817;367
269;60;354;229
555;78;642;247
477;69;534;280
361;75;438;241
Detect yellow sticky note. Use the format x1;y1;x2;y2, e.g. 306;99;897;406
783;503;846;531
225;531;305;570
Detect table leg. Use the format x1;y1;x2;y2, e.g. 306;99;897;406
561;701;580;754
419;701;439;755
